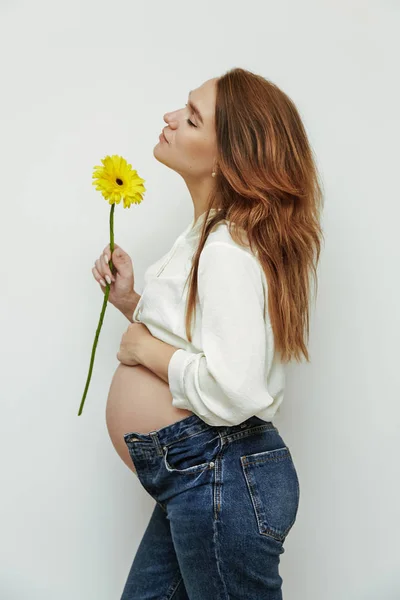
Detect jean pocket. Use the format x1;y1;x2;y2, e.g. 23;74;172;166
240;446;300;542
163;431;221;475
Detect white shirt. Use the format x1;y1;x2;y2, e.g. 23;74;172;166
132;208;286;426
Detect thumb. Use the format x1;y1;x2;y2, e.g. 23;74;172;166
111;247;132;277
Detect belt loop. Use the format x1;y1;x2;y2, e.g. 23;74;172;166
149;431;164;456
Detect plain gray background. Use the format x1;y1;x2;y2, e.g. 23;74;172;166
1;0;399;598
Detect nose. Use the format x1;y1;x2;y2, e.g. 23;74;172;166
163;110;178;127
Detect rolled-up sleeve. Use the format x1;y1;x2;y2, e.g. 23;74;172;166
168;241;274;426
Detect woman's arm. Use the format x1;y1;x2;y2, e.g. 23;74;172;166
166;242;273;426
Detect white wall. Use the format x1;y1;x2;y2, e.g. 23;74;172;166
1;1;399;598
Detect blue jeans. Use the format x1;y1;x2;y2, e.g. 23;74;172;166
120;413;300;600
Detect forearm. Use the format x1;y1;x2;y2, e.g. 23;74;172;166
121;291;141;323
137;335;179;384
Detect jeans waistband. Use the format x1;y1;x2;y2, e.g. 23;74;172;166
123;413;277;452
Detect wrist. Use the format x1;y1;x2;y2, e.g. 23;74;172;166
122;290;141;323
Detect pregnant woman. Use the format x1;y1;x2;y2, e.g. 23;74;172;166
92;68;323;600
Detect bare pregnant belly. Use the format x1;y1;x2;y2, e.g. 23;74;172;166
106;363;193;473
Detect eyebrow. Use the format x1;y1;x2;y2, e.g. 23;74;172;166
188;90;204;125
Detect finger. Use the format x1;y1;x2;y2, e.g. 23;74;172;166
102;243;121;262
103;243;120;253
95;257;116;284
92;266;107;287
100;250;117;282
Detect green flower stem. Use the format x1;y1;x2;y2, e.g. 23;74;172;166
78;203;115;416
108;201;116;277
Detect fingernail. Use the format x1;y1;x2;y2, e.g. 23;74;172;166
105;275;111;285
103;254;109;265
100;279;106;286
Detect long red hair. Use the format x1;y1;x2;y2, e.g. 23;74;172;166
184;68;324;363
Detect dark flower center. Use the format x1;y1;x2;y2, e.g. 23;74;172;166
116;178;123;186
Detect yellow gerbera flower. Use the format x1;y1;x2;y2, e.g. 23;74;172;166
92;154;146;208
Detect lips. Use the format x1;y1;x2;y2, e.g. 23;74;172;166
162;130;169;143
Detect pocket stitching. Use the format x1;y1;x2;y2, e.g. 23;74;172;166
241;446;290;465
240;447;299;541
163;445;211;474
163;434;221;475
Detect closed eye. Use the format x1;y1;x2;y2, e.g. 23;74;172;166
185;104;197;127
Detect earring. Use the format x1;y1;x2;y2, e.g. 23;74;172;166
211;171;216;177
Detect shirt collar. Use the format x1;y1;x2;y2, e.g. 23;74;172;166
183;208;223;242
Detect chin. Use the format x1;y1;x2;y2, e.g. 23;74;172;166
153;145;172;168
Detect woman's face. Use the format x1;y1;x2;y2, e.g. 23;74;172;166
154;77;218;181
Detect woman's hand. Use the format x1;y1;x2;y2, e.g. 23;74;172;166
117;322;153;366
92;243;136;313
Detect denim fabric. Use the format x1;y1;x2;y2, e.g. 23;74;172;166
120;413;300;600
